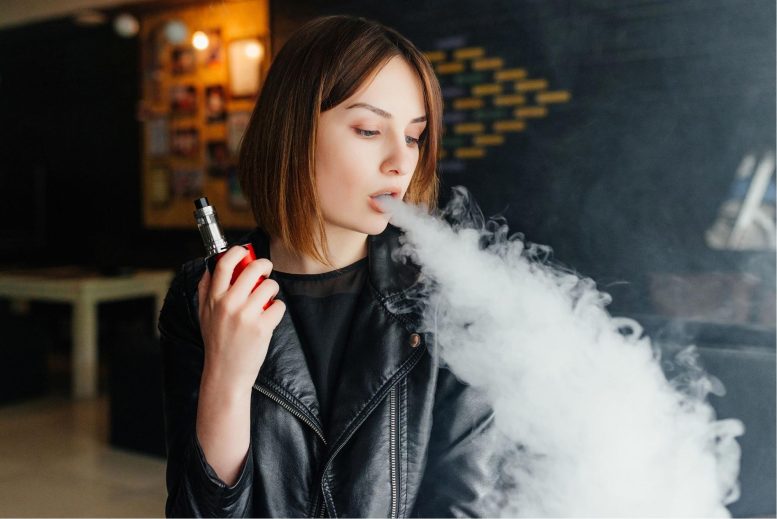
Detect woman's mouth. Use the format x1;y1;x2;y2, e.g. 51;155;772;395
368;193;396;214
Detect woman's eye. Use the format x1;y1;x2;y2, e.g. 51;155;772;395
355;128;379;137
405;136;420;146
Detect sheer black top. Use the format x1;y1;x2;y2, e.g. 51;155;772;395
270;257;368;436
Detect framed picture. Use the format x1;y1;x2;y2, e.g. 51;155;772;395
148;164;171;208
171;127;199;158
205;85;227;123
147;117;169;156
227;37;265;99
227;111;251;154
206;141;230;178
171;168;204;198
148;73;164;105
170;84;197;116
171;46;196;75
199;28;223;67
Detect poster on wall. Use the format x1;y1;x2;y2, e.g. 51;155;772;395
171;127;200;158
170;85;197;117
171;168;204;198
206;141;230;177
200;28;223;66
171;46;196;75
205;85;227;123
147;117;170;156
148;165;171;208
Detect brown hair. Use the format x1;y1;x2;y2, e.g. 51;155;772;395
238;15;442;267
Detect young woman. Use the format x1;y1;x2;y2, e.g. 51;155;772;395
159;15;497;518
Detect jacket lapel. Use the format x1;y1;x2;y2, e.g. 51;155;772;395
248;228;323;431
243;224;427;447
324;282;425;449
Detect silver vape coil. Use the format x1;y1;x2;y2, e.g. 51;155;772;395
193;197;228;257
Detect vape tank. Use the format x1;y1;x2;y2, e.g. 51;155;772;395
193;197;268;303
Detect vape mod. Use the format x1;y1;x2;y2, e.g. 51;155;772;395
193;197;270;308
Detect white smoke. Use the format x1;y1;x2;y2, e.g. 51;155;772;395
379;186;744;517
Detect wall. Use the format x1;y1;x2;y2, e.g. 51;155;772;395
139;0;269;229
0;0;774;320
271;0;776;321
0;3;262;271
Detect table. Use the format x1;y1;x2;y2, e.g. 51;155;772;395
0;267;175;399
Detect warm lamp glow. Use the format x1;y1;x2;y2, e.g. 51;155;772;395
244;41;263;60
228;38;264;98
192;31;209;50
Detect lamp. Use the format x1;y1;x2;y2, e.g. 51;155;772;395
192;31;209;50
228;38;264;98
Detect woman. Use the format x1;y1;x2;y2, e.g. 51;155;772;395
159;15;497;518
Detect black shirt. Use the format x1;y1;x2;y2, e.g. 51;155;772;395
270;257;368;436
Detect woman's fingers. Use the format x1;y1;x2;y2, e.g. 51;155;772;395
259;298;286;330
210;246;251;297
245;276;280;314
229;257;274;302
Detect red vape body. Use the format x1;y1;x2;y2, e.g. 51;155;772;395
209;244;268;305
195;198;273;311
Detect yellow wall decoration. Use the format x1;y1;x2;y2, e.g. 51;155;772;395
139;0;269;230
425;45;572;162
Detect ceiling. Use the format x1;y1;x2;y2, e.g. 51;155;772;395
0;0;153;31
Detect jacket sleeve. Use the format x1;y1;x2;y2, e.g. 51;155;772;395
158;260;255;518
410;366;501;518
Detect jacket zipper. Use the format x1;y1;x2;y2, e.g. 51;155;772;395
317;345;425;519
310;492;326;518
389;384;399;519
315;385;400;519
252;383;327;445
253;383;328;517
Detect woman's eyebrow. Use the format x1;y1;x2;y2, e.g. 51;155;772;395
346;102;427;123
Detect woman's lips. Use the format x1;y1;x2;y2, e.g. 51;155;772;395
368;193;395;214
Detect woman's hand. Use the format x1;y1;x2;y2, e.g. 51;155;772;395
197;245;286;395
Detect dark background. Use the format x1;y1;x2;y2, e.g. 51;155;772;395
0;0;773;516
270;0;776;317
0;0;774;319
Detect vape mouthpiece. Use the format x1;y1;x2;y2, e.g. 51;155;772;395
193;197;228;257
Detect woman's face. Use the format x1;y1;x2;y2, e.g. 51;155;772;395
314;55;427;237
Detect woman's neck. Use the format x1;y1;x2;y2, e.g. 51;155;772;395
269;225;368;275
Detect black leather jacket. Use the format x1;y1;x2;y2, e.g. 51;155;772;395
158;224;498;518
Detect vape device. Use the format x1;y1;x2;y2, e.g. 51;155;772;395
193;197;270;308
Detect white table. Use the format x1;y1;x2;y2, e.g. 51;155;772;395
0;267;175;399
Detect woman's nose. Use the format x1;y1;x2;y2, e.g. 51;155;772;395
381;133;416;176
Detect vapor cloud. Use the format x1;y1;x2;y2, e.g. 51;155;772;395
380;186;743;517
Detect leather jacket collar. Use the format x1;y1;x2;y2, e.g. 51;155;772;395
247;223;421;301
244;224;429;448
162;222;498;518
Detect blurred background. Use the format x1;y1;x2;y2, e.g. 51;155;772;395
0;0;773;516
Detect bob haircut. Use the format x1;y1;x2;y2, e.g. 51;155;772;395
238;15;443;267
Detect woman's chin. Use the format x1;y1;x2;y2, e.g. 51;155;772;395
356;216;391;236
365;220;390;235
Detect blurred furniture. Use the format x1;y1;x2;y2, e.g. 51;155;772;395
0;267;174;399
639;315;776;517
700;345;775;518
0;311;50;404
108;321;166;458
